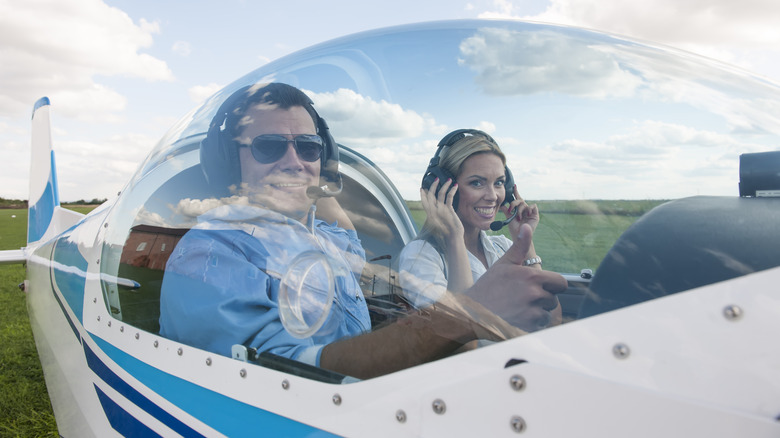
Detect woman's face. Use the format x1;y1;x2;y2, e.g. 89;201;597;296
454;153;507;232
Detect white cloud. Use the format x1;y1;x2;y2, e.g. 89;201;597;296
138;17;161;34
481;0;780;83
0;0;174;119
49;85;127;123
456;23;780;137
524;0;780;47
52;132;158;201
475;121;497;134
522;119;764;199
132;206;169;228
171;197;241;220
599;43;780;135
458;27;643;98
172;41;192;57
309;88;443;145
188;83;223;104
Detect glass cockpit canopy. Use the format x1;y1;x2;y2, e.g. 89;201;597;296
99;20;780;368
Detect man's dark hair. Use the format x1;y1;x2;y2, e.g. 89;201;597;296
224;83;320;140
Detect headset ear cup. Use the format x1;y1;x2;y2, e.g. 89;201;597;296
316;116;341;192
200;85;253;194
221;129;241;187
200;122;240;194
503;167;515;205
421;165;459;209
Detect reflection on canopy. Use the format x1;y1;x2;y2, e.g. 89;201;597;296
135;20;780;202
92;19;779;384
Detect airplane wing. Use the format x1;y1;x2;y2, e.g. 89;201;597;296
0;249;26;265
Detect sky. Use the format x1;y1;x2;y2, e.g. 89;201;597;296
1;0;779;202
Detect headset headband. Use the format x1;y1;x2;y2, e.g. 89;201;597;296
437;129;496;149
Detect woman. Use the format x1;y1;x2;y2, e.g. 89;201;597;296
399;129;560;329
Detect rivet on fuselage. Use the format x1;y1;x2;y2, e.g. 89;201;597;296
612;343;630;359
432;399;446;415
97;315;101;322
282;379;290;390
107;320;111;327
177;347;183;356
395;410;407;423
119;326;124;332
93;297;97;303
134;332;140;340
205;357;212;366
332;394;342;406
723;305;743;321
154;340;159;348
510;375;526;391
240;369;247;378
510;415;526;433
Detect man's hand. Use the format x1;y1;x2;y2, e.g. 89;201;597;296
465;223;567;332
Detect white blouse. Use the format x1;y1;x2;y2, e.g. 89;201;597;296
398;231;512;307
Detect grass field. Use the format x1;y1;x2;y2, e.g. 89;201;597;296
407;199;665;273
0;200;662;435
0;208;58;437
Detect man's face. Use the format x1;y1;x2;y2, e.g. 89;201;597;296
236;105;321;221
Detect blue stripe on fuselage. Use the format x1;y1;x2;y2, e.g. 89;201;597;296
89;336;337;437
94;385;162;437
85;342;204;437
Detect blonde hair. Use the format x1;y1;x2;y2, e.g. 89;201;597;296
418;133;506;247
438;134;506;177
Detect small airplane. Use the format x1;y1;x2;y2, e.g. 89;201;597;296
3;19;780;437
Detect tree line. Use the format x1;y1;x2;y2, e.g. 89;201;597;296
0;197;107;208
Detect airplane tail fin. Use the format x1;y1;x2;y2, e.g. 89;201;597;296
27;97;83;245
28;97;58;244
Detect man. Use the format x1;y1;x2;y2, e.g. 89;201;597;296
160;83;567;380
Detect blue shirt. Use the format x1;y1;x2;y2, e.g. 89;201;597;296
159;204;370;367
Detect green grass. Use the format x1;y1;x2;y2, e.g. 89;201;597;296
407;199;667;273
0;208;58;437
533;211;637;273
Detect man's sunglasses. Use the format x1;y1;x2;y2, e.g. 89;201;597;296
241;134;324;164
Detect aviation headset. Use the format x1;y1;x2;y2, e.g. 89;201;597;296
200;83;342;196
421;129;518;231
422;129;515;207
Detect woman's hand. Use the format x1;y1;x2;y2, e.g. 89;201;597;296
504;184;540;240
420;178;464;246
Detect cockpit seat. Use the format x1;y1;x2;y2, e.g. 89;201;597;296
579;196;780;318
